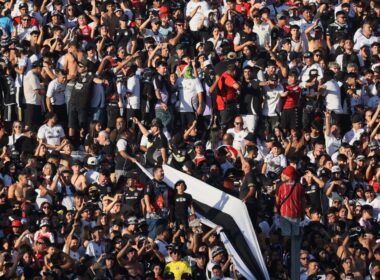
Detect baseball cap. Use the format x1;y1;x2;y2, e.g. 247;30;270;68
151;118;163;129
331;165;341;173
265;134;276;142
12;220;22;227
194;140;203;147
119;14;129;21
87;156;98;166
276;12;287;20
195;42;204;50
303;51;313;58
78;59;89;67
159;6;169;16
126;216;138;225
19;3;28;9
309;69;319;77
244;133;256;142
40;218;50;228
211;246;225;258
356;155;366;161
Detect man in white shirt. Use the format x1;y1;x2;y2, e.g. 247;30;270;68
37;112;65;150
262;74;284;131
354;21;380;51
176;63;204;128
23;60;44;130
85;226;105;260
364;189;380;219
46;69;67;124
299;52;324;88
185;0;209;32
226;115;248;152
342;114;364;145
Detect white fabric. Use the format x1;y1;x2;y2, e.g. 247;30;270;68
46;78;66;106
177;77;204;112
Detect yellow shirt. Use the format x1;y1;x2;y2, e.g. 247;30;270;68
164;260;192;280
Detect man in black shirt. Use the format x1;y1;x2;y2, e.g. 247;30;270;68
174;180;194;228
192;252;207;280
68;59;108;139
133;117;168;167
302;169;325;213
124;172;144;217
144;165;170;239
240;159;258;224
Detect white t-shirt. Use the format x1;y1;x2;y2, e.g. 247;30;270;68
264;153;287;175
177;77;204;113
252;22;271;47
343;128;364;145
15;56;29;88
85;241;104;259
354;34;380;51
126;75;140;110
186;0;209;32
37;124;65;146
325;133;341;156
226;128;248;151
324;79;343;114
46;78;66;106
116;138;128;152
262;85;283;117
23;71;42;105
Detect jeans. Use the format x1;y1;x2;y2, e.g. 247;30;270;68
65;81;75;112
146;216;167;239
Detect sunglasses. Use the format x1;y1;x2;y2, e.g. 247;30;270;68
234;122;242;125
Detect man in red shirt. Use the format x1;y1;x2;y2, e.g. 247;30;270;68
280;71;301;133
276;165;304;225
216;64;240;128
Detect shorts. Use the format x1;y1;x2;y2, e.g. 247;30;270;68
220;100;238;127
24;104;42;131
280;108;298;130
68;105;88;130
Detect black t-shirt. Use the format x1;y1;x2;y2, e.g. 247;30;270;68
124;187;144;216
70;73;95;108
146;133;168;167
0;134;8;150
145;179;169;213
174;193;192;219
192;264;207;280
240;171;256;204
304;183;322;211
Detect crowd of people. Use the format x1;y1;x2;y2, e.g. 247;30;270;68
0;0;380;279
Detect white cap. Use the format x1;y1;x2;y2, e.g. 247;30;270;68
87;156;98;166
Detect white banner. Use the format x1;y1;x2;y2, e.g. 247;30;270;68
136;162;269;279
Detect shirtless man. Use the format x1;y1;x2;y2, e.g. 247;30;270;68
71;161;87;192
7;171;30;202
305;20;327;53
64;41;84;112
116;242;144;278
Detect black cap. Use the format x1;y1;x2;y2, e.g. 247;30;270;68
119;14;129;22
244;133;256;142
309;69;319;77
303;51;313;58
265;134;276;142
151;118;163;129
19;3;28;9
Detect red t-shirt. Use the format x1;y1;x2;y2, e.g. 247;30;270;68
282;84;301;109
235;3;250;17
13;16;39;27
216;72;237;111
277;182;304;219
79;25;92;42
